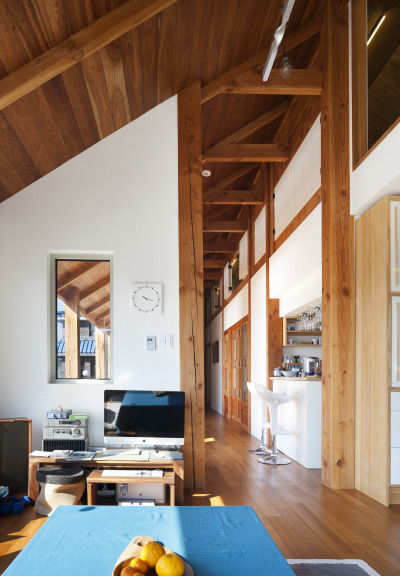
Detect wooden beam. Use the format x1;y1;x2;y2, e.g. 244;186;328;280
84;295;110;316
204;271;222;280
80;278;110;301
178;81;205;489
0;0;178;111
203;259;227;268
203;220;248;233
57;262;101;291
203;101;289;160
203;190;265;205
220;69;322;96
203;242;237;253
321;0;355;490
201;16;322;103
204;144;290;163
202;165;259;199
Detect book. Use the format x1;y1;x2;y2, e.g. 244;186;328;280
65;451;96;461
30;450;51;457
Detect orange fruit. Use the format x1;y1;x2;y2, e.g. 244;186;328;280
130;558;149;573
155;553;185;576
121;567;144;576
140;542;165;568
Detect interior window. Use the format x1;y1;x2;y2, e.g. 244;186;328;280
54;258;111;381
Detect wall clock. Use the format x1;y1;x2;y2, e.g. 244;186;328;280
130;283;162;315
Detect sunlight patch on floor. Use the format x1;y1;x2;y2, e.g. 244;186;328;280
210;495;225;506
204;437;215;442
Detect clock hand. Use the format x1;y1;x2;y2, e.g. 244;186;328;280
142;296;153;301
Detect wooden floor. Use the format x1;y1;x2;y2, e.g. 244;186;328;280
2;409;400;575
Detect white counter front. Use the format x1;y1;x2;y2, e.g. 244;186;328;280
271;377;322;469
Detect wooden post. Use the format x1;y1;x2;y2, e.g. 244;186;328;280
321;0;355;489
95;327;106;379
178;80;205;489
64;287;80;378
263;165;282;390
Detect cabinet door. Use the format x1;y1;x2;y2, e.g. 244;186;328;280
392;297;400;386
390;201;400;292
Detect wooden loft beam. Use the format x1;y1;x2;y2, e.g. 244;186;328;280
204;271;222;280
201;16;322;103
203;101;289;160
220;69;322;96
203;190;265;205
202;165;259;200
203;242;237;253
203;259;227;268
57;262;102;291
0;0;177;111
84;296;110;315
203;220;248;233
203;143;290;163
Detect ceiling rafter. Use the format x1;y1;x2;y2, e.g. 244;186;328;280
57;262;102;291
201;15;322;103
79;278;110;301
203;259;227;268
219;69;322;96
203;242;238;253
203;100;289;160
204;271;223;280
203;220;248;233
0;0;178;112
203;143;290;163
203;190;265;205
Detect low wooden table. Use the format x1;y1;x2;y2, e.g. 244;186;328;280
86;469;175;505
28;455;184;505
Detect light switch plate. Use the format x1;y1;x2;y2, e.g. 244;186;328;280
146;336;156;351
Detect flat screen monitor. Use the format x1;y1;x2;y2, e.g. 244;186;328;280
104;390;185;449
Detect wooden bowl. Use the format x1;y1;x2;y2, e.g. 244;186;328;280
113;536;193;576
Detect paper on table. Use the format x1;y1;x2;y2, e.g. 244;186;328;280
29;451;51;457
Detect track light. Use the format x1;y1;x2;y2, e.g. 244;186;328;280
367;11;387;46
228;263;233;291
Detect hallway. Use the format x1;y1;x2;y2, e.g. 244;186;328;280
185;409;400;575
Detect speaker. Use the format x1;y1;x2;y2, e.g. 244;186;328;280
42;438;87;451
0;418;32;495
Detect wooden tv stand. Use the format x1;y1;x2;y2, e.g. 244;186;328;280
28;455;184;505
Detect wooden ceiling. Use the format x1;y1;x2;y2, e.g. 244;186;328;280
0;0;330;293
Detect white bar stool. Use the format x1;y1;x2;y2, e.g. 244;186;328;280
247;381;271;455
247;382;292;465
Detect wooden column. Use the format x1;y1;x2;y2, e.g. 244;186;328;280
263;165;282;390
95;327;106;379
247;207;254;433
321;0;355;489
178;80;205;489
64;287;80;378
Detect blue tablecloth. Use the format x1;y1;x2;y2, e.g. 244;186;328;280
4;506;294;575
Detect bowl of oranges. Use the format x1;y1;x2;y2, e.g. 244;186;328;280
113;536;193;576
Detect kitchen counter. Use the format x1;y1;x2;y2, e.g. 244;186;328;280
271;376;321;469
269;376;321;381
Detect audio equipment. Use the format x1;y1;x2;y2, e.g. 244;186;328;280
42;438;88;451
45;418;88;428
46;409;72;419
43;426;87;439
0;418;31;494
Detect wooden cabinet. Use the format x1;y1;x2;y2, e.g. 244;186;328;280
355;196;400;506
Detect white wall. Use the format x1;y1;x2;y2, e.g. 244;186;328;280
269;204;322;317
0;96;180;450
250;265;267;439
224;284;248;330
350;122;400;215
210;313;223;415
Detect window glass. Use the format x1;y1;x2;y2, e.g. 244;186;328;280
55;258;111;381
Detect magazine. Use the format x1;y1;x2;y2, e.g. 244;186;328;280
65;451;96;461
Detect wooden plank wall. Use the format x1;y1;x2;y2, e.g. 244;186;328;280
178;81;205;489
320;0;355;489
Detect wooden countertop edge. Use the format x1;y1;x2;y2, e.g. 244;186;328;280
269;376;322;381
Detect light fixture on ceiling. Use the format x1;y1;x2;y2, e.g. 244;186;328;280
202;169;212;177
279;45;293;78
367;11;387;46
263;0;295;82
228;262;233;291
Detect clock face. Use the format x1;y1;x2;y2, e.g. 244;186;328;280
130;283;162;315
